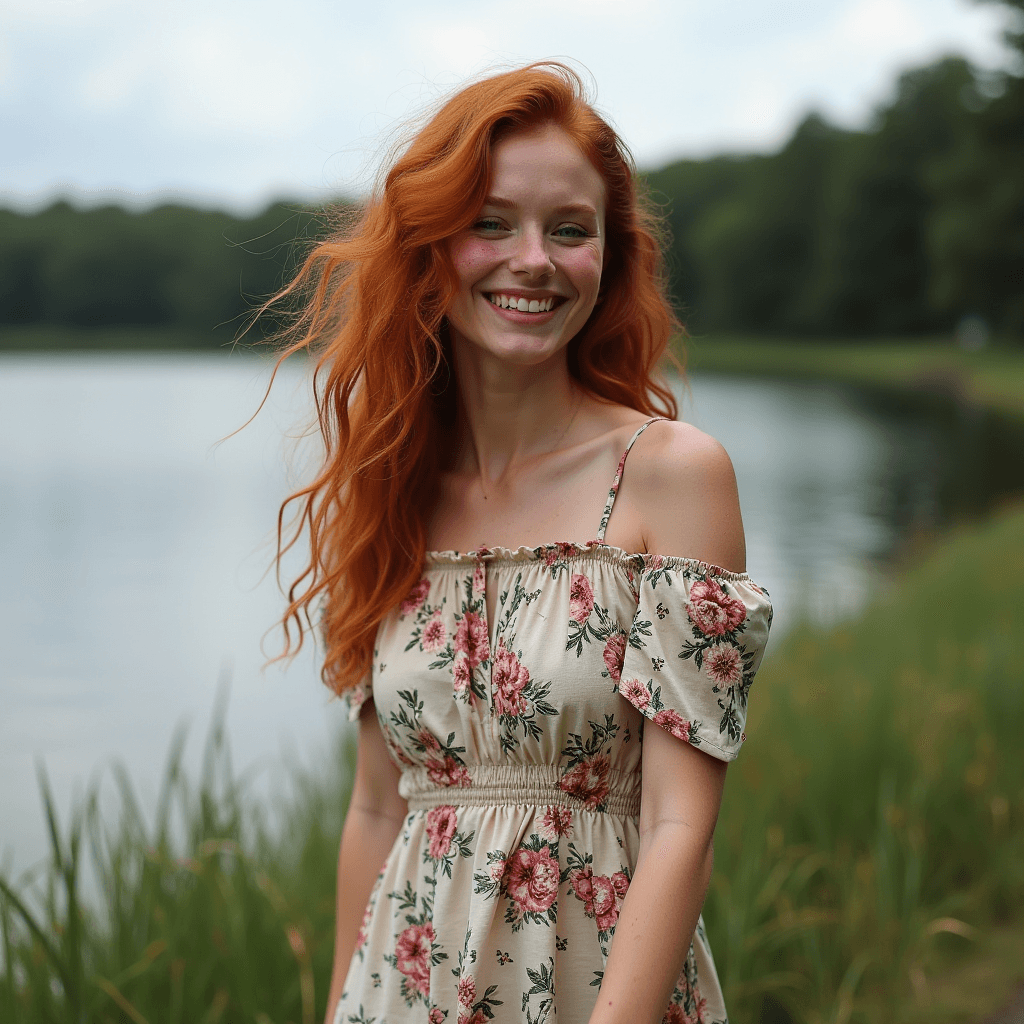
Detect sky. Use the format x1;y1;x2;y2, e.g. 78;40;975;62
0;0;1017;213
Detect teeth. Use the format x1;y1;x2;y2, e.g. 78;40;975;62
488;294;556;312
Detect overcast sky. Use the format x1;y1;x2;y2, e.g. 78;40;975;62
0;0;1016;213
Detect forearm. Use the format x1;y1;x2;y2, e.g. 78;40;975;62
588;823;715;1024
324;804;405;1024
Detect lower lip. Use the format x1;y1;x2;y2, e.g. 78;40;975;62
484;298;561;325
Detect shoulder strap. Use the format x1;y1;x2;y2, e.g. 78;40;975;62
595;417;666;543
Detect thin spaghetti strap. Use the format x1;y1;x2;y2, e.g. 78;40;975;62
595;417;666;543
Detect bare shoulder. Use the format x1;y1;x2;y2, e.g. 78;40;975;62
619;419;746;572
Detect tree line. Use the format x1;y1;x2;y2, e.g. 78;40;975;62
646;46;1023;339
1;5;1021;344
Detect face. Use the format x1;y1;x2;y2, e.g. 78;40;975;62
445;123;607;368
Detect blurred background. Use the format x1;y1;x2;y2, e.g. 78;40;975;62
1;1;1023;1022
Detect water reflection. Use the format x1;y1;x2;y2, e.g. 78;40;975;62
1;355;1022;874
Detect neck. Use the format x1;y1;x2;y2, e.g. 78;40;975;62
452;338;581;487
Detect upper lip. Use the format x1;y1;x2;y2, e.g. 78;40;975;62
484;289;565;300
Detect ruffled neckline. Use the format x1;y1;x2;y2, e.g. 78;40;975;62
424;539;757;583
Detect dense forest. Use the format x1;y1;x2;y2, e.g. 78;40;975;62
1;1;1021;344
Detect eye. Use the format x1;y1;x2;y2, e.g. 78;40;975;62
474;217;506;232
553;224;589;239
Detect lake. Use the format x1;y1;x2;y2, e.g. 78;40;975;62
2;352;1023;875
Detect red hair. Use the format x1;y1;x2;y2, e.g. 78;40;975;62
270;61;680;695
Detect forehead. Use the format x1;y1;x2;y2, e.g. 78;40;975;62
488;124;606;215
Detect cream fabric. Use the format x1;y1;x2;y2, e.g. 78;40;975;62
334;540;772;1024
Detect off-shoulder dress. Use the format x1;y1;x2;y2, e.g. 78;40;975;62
334;418;773;1024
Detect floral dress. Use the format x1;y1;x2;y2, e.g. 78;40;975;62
334;419;773;1024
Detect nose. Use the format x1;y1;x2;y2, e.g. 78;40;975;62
508;225;555;278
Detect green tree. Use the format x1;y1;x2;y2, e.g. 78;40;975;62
926;0;1024;338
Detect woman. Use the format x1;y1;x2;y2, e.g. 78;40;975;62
273;62;772;1024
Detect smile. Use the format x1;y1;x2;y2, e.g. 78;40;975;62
487;293;559;313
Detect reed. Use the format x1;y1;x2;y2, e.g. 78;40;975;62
2;507;1022;1023
706;503;1024;1022
0;702;354;1024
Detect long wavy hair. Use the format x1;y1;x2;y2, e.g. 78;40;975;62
270;61;680;695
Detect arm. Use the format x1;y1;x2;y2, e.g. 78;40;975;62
324;702;407;1024
589;423;743;1024
588;728;727;1024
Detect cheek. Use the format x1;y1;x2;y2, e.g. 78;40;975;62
564;247;604;297
450;238;498;283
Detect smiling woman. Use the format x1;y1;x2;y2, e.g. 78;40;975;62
264;62;772;1024
445;124;607;367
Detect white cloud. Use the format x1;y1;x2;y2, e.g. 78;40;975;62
0;0;1017;210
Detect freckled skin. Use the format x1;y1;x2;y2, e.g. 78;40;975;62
446;123;607;369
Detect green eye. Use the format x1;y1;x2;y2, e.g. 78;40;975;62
554;224;588;239
475;218;504;231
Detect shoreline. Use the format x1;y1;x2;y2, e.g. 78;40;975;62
681;334;1024;421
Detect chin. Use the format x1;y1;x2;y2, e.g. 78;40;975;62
488;341;565;366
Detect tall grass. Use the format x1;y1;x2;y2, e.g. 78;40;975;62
706;504;1024;1022
0;701;354;1024
2;508;1022;1023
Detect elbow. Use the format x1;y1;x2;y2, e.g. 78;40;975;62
700;838;715;894
638;821;716;888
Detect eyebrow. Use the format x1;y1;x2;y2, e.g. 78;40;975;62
482;196;599;219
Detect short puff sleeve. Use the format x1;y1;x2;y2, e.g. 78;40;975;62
339;677;372;723
618;559;773;761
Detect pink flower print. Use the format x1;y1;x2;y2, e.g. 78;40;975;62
383;727;416;767
544;541;578;567
472;560;486;595
611;870;630;899
453;656;471;698
429;1010;445;1024
653;709;692;743
569;573;595;624
692;993;708;1024
663;994;708;1024
425;805;458;859
344;682;369;716
454;611;489;669
645;553;664;571
569;865;623;929
426;756;471;788
559;753;611;809
505;846;559;914
538;805;574;840
489;857;507;883
355;899;373;952
569;866;595;912
704;644;742;686
619;678;650;710
602;631;627;681
591;873;620;931
492;639;530;716
460;1012;488;1024
422;614;447;653
400;578;431;617
416;728;441;753
686;579;746;637
457;975;476;1008
394;922;434;997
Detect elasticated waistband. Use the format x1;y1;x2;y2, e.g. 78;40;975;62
398;763;641;817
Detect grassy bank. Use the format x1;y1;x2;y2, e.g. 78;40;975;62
708;501;1024;1022
683;335;1024;421
3;508;1023;1023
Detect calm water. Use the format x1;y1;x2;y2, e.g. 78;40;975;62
2;353;1022;874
